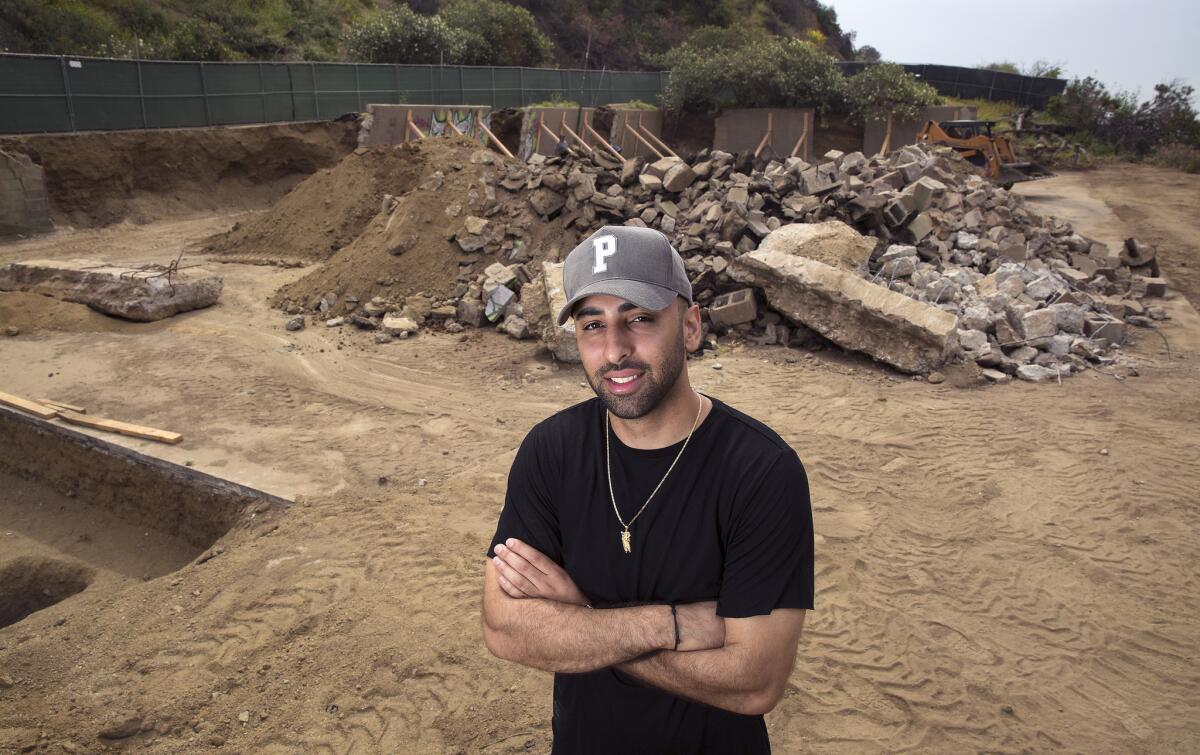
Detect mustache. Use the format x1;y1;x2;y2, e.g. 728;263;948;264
598;360;651;378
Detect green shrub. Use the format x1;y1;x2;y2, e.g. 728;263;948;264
1043;77;1200;156
982;61;1020;74
844;63;941;124
528;96;580;108
659;26;844;114
342;1;552;66
0;0;125;55
1136;82;1200;152
1151;142;1200;173
440;0;554;67
342;6;473;64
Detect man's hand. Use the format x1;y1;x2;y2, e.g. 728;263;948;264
492;538;590;606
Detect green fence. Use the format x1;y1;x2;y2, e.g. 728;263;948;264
0;53;669;134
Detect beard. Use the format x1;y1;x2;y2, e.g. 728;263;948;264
586;331;687;420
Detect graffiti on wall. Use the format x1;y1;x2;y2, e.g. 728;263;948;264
412;108;489;143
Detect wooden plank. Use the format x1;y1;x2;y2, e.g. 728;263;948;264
558;120;592;155
625;123;663;158
754;111;774;158
475;114;515;159
584;120;627;164
0;391;58;420
40;399;86;414
790;111;810;159
57;410;182;445
639;125;679;159
877;112;894;157
539;120;561;149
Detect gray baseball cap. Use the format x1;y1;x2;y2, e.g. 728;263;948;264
556;226;693;325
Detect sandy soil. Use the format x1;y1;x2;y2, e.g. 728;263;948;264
1;170;1199;752
1;121;357;230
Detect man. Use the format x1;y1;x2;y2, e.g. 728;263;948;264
482;225;814;753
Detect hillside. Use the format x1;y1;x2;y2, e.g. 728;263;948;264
0;0;856;66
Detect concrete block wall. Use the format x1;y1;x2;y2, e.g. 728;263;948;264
0;150;53;237
359;104;492;148
713;108;817;163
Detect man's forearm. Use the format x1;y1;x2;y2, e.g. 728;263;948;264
617;647;773;716
483;593;672;674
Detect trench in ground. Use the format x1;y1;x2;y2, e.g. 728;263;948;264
0;407;289;629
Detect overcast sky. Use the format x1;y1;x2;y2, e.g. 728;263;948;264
829;0;1199;102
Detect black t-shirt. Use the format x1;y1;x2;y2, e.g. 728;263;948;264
488;395;814;755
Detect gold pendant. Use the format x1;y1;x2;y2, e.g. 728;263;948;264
621;529;632;553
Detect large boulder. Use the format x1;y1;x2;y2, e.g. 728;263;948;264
529;188;564;217
0;259;221;322
756;221;875;273
537;261;580;363
731;251;958;373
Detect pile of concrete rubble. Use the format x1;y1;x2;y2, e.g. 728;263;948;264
300;141;1171;383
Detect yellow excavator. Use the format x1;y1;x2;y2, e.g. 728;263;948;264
917;120;1054;188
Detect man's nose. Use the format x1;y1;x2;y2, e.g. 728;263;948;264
603;321;633;367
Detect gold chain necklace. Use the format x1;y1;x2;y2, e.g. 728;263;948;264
605;393;703;554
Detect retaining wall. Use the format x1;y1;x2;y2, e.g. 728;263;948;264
713;108;816;162
0;150;52;236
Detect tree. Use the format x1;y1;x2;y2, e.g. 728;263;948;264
342;6;472;64
844;63;941;124
342;1;554;67
1024;59;1065;79
1135;81;1200;152
659;26;845;114
855;45;881;62
441;0;554;67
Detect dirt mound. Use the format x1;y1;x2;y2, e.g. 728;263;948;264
0;121;356;229
204;142;441;265
270;136;577;310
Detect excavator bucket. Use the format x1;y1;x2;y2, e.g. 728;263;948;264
996;160;1055;186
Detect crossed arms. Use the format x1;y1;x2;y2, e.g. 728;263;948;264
481;539;806;716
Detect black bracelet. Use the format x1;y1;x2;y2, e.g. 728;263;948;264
670;604;680;651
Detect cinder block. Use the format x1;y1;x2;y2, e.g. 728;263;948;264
905;212;933;242
707;288;757;328
1084;315;1125;343
1139;277;1168;297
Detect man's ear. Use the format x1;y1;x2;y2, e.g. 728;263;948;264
682;301;703;353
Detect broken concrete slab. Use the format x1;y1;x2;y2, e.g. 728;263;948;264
756;221;874;273
537;261;580;363
529;188;565;216
381;313;419;335
0;258;222;322
731;251;958;373
1017;364;1060;383
662;163;698;193
1018;308;1058;340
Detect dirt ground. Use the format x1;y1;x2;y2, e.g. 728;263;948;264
0;121;357;230
1;165;1199;753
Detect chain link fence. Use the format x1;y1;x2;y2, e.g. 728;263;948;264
0;53;668;134
838;62;1067;109
0;53;1064;135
